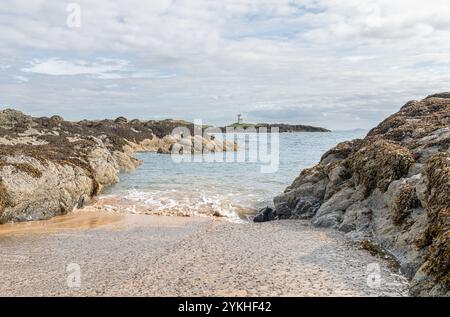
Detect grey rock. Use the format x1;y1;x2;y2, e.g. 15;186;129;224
339;205;373;234
273;201;292;219
114;116;128;124
253;207;276;223
313;186;358;227
291;197;321;219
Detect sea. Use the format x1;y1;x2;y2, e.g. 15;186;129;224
99;131;366;222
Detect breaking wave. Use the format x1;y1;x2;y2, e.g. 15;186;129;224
88;189;258;223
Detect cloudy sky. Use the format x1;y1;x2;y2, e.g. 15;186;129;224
1;0;449;130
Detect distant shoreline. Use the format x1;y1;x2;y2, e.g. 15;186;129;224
220;122;330;133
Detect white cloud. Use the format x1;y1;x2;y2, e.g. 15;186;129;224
14;75;29;83
21;58;176;80
22;58;129;77
0;0;449;129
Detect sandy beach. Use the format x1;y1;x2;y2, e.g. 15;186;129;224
0;211;409;297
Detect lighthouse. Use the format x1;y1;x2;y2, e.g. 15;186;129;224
237;113;243;124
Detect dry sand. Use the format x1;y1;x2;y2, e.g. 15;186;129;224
0;211;409;296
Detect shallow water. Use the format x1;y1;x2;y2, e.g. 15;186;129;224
102;131;366;221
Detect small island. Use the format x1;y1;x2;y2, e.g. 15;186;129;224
221;114;330;133
228;122;331;132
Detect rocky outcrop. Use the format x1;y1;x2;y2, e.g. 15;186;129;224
0;110;235;224
273;94;449;296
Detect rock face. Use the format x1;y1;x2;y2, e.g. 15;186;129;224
273;94;450;296
0;110;235;224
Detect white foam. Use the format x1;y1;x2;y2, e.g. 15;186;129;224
96;189;251;223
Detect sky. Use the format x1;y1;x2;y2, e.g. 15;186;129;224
0;0;450;130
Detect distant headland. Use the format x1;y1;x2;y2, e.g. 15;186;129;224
220;114;330;133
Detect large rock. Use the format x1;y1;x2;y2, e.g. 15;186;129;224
272;94;450;296
253;207;276;223
0;109;33;129
0;156;94;223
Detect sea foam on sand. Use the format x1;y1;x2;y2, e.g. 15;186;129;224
85;189;250;223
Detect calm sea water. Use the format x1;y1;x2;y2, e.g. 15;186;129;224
102;131;366;221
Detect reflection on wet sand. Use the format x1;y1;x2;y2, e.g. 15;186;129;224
0;209;216;237
0;211;126;236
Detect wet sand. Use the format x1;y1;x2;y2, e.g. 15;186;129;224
0;211;409;296
0;211;126;236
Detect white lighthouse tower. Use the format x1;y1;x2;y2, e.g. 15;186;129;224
237;113;243;124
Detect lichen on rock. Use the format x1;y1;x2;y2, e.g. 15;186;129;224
392;181;420;226
411;152;450;296
345;140;415;196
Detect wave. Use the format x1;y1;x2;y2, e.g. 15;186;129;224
86;189;256;223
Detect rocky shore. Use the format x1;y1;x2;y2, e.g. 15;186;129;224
265;93;449;296
1;94;447;297
0;110;235;224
